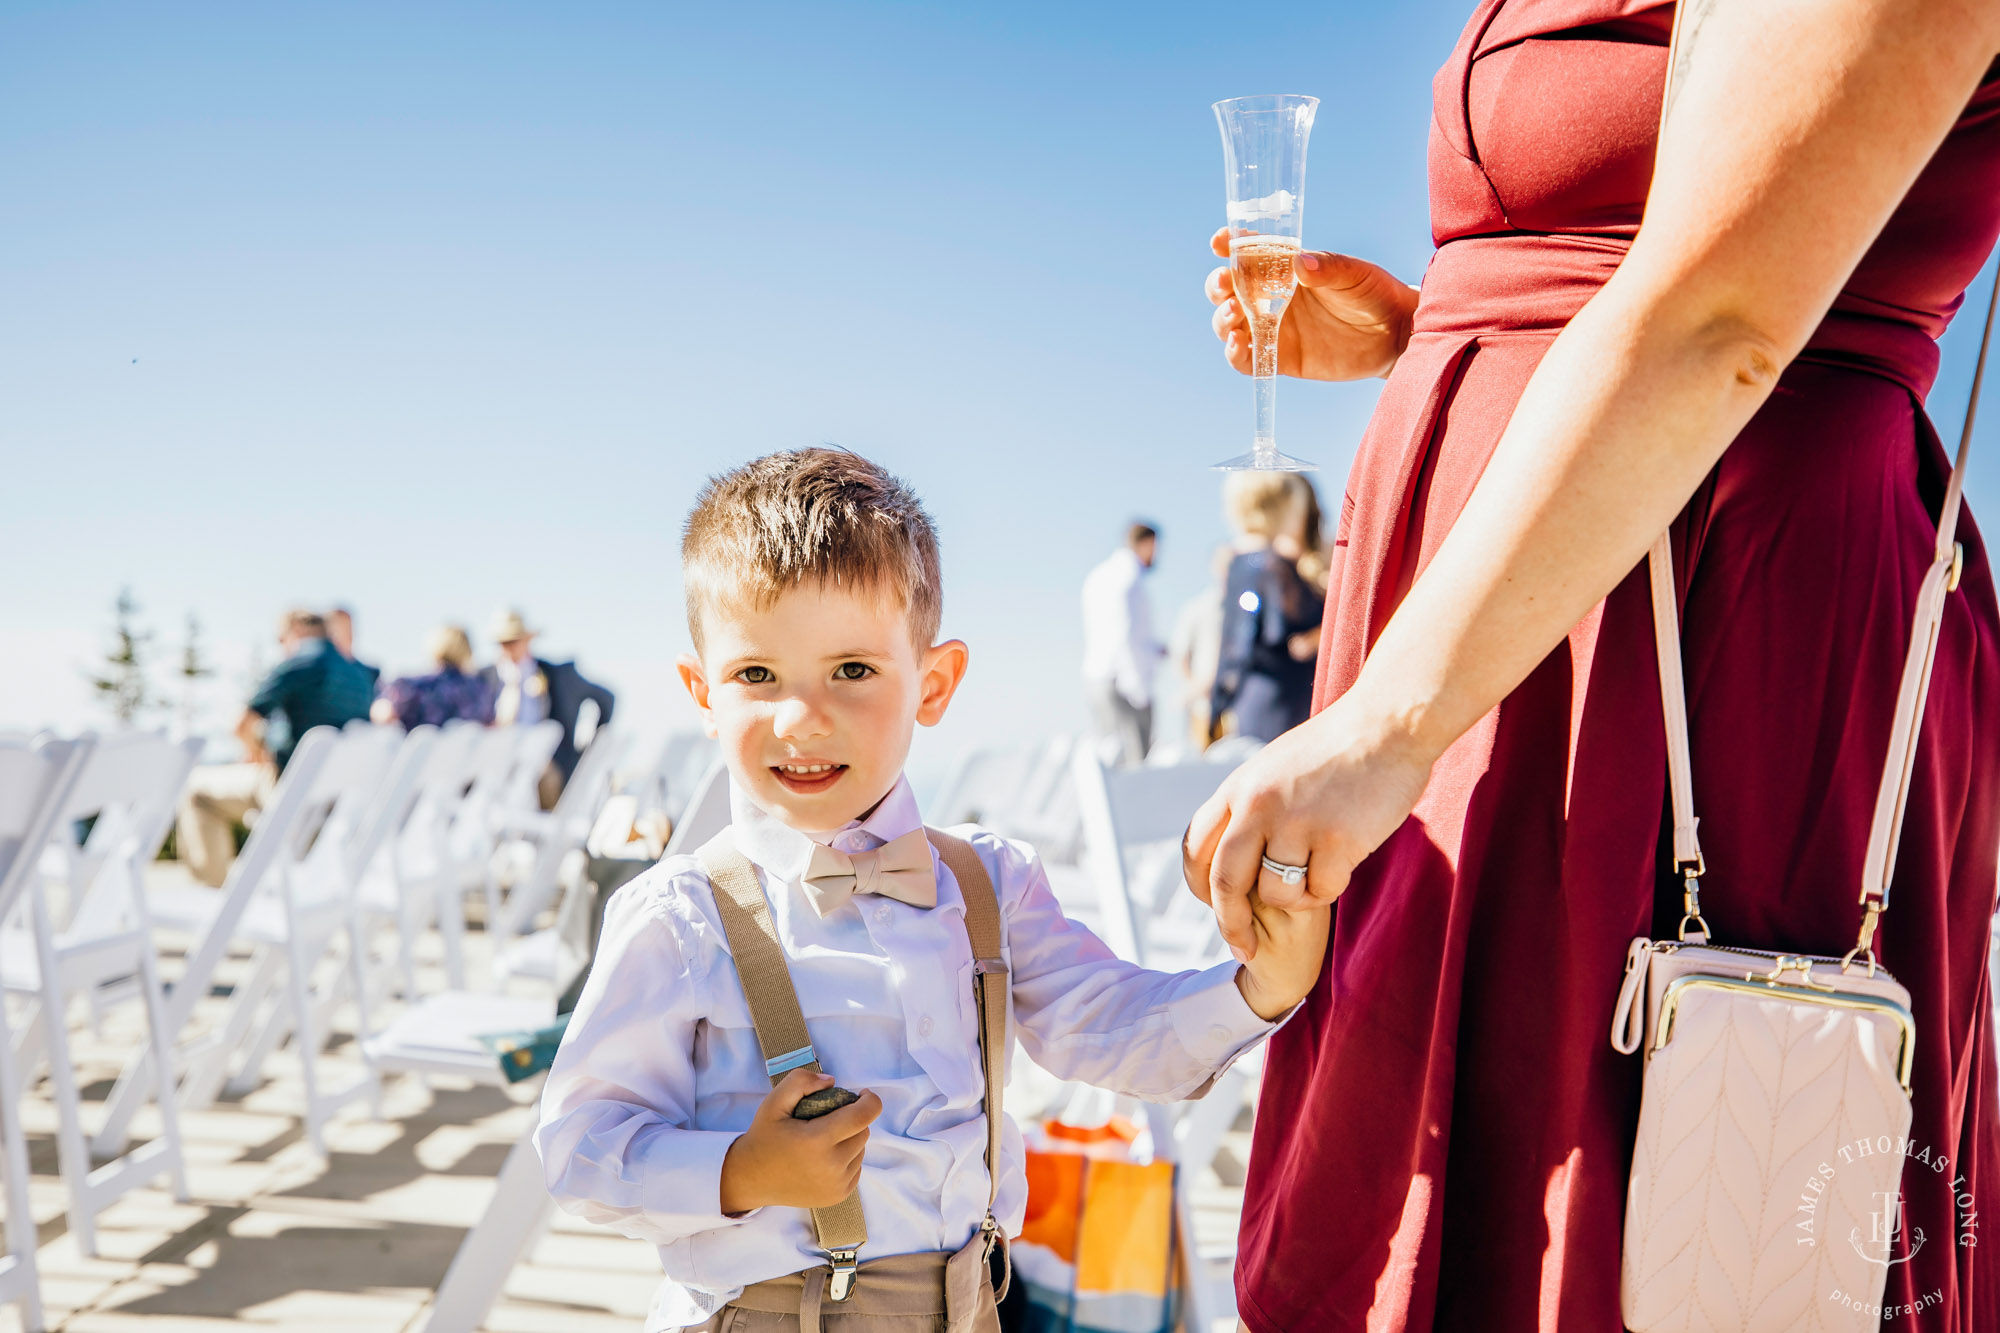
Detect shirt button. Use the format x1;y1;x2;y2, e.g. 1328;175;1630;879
874;903;892;923
918;1015;935;1039
1209;1023;1231;1043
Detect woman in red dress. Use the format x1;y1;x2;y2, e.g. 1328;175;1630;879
1189;1;2000;1328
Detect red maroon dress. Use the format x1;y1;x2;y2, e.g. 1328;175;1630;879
1236;3;2000;1330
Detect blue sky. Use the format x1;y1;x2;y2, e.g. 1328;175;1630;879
5;2;1997;775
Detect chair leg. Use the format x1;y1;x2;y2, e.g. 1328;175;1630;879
9;999;46;1083
136;942;192;1203
93;1045;149;1160
341;907;382;1121
0;1007;46;1333
482;859;504;952
436;874;467;991
394;901;420;1002
99;938;276;1154
38;987;99;1258
211;949;286;1103
225;978;295;1100
421;1128;555;1333
280;928;326;1156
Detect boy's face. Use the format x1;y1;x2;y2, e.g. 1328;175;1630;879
678;581;968;832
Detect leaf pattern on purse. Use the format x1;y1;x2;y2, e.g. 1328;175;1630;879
1623;989;1913;1332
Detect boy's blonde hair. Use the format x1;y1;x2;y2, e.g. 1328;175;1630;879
682;448;943;651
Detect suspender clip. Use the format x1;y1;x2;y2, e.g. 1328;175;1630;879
826;1247;859;1302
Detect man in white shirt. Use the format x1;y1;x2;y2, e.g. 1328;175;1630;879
1080;522;1165;765
537;452;1324;1332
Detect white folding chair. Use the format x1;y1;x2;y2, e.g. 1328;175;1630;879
356;724;486;995
929;746;1039;829
392;761;734;1333
99;725;406;1157
5;731;199;1257
0;734;93;1332
1068;746;1256;1333
375;989;557;1333
457;722;564;933
487;726;624;949
668;759;732;852
623;731;718;828
1002;735;1084;862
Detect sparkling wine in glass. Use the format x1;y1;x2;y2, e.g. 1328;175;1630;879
1213;94;1318;471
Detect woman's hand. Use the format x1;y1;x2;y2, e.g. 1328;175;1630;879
1183;698;1435;957
1205;229;1419;382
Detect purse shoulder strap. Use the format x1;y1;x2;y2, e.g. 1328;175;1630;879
1647;15;2000;956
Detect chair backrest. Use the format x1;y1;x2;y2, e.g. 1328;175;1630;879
931;747;1041;829
0;735;93;927
628;732;719;824
663;759;732;856
355;726;439;876
1070;747;1242;966
492;725;625;939
419;720;487;803
48;730;202;936
400;721;484;854
474;721;562;816
268;725;404;907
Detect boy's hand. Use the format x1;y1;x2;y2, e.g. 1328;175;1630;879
718;1068;882;1214
1232;889;1330;1021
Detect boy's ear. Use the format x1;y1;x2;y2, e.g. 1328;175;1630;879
916;639;970;727
676;653;719;738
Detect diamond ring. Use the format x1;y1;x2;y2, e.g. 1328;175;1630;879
1260;854;1309;886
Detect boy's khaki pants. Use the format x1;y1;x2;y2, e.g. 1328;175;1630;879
690;1230;1003;1333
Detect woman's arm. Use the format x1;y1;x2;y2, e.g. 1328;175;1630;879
1188;0;2000;951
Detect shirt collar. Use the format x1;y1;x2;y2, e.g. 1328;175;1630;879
728;773;925;882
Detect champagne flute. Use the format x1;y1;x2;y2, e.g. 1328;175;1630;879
1213;94;1318;471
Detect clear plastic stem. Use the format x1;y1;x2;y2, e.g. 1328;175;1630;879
1252;374;1278;466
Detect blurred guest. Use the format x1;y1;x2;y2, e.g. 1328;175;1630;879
1170;545;1235;749
1210;475;1322;743
176;609;375;886
1283;476;1331;595
372;624;497;729
1081;521;1165;765
481;609;616;801
326;604;381;693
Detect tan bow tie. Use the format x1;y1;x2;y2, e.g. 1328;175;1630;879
801;828;937;916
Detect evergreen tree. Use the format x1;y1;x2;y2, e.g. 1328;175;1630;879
87;587;155;725
176;612;215;738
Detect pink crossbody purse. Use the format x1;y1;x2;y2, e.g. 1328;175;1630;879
1608;12;2000;1329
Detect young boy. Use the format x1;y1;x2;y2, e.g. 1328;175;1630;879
536;449;1328;1332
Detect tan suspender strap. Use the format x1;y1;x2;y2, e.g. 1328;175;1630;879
925;829;1008;1217
696;831;868;1258
698;824;1013;1288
